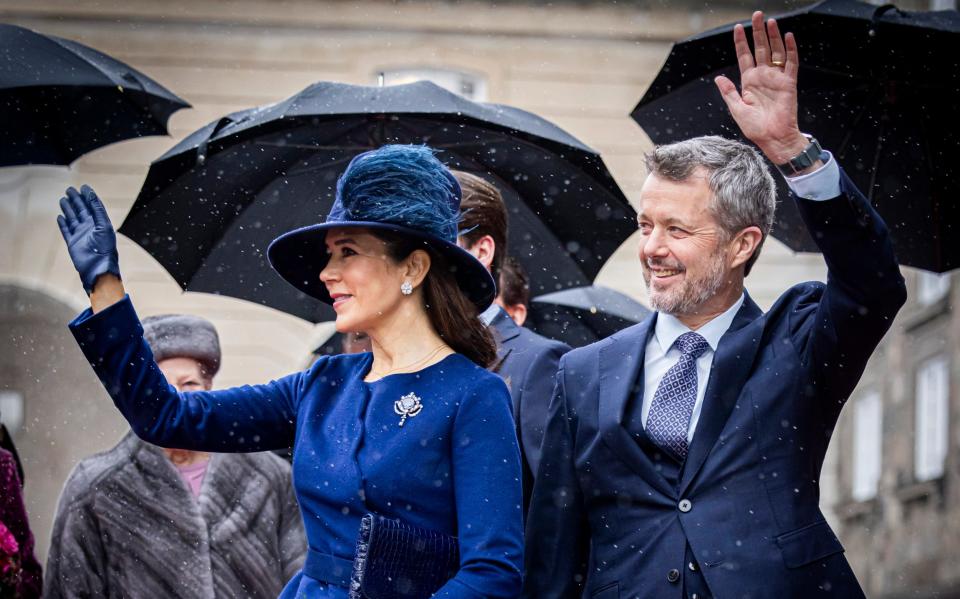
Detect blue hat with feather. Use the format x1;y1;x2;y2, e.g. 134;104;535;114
268;144;496;310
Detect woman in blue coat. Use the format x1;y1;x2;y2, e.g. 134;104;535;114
56;145;523;598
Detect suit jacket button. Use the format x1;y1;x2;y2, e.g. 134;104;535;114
678;499;692;512
667;569;681;583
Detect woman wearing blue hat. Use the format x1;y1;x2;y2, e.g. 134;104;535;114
56;145;523;598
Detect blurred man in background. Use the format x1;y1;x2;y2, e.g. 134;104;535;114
497;257;530;327
454;171;570;509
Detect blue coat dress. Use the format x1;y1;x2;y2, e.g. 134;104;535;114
68;298;524;598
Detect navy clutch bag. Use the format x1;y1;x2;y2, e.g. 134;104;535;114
349;513;460;599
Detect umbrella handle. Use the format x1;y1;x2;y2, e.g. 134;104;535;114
872;5;905;21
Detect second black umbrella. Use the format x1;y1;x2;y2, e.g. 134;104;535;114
631;0;960;272
527;285;651;348
120;80;636;322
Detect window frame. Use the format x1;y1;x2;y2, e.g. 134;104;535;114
914;354;951;482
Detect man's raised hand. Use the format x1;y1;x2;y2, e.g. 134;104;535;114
714;11;809;165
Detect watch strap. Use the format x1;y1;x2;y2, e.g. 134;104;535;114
776;135;825;176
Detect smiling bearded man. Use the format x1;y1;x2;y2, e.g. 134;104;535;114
523;11;907;599
639;146;773;323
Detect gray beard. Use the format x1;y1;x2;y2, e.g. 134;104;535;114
646;252;728;316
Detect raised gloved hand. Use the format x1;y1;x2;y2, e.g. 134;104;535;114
56;185;120;294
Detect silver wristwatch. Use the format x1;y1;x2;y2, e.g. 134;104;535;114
776;134;825;176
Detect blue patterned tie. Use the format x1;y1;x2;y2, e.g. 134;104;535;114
646;332;710;459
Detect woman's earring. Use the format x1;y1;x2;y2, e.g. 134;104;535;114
400;281;413;296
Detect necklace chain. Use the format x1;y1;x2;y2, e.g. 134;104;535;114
368;344;448;379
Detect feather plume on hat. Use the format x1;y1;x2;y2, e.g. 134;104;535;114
333;144;463;241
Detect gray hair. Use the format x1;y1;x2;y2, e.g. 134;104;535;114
643;135;776;276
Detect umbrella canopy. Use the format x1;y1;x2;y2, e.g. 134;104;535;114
119;80;636;322
527;285;651;348
631;0;960;273
0;24;190;166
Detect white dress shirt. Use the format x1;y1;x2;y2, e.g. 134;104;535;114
640;294;744;442
480;303;502;326
639;152;841;442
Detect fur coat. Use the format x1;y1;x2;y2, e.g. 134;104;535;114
44;432;306;598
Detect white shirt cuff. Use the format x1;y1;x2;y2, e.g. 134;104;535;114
783;150;841;201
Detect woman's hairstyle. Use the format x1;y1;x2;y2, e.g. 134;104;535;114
376;230;498;368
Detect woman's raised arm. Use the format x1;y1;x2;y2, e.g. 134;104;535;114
59;185;303;452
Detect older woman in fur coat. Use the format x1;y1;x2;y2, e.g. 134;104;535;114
44;314;306;599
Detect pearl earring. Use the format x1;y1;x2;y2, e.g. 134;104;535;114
400;281;413;296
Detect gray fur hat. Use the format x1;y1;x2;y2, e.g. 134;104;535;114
142;314;221;377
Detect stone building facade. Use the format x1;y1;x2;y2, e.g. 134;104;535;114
828;270;959;599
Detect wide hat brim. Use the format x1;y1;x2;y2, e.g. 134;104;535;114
267;221;496;312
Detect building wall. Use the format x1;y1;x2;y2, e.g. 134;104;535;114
829;272;959;599
1;0;836;562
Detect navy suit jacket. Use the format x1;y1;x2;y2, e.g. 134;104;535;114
490;310;570;487
523;170;907;599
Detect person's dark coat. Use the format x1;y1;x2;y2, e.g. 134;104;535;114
0;425;24;485
0;448;42;598
44;432;305;599
523;170;907;598
490;309;570;488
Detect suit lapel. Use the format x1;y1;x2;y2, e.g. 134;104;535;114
489;311;521;417
598;315;675;497
679;294;764;495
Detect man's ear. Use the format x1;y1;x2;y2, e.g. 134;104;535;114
729;226;763;270
468;235;496;271
508;303;528;327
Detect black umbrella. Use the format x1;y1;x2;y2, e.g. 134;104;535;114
0;24;189;166
631;0;960;273
527;285;650;348
119;80;636;322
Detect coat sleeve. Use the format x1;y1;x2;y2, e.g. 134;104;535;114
522;365;589;599
435;376;524;599
791;168;908;412
68;296;304;452
43;464;108;599
518;341;570;476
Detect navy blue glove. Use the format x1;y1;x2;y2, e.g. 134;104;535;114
56;185;120;294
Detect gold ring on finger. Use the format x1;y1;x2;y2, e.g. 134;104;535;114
771;60;786;68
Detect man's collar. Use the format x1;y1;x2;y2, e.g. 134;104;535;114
480;303;503;326
654;293;745;354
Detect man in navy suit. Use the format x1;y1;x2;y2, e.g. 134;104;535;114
523;12;907;599
455;171;571;506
